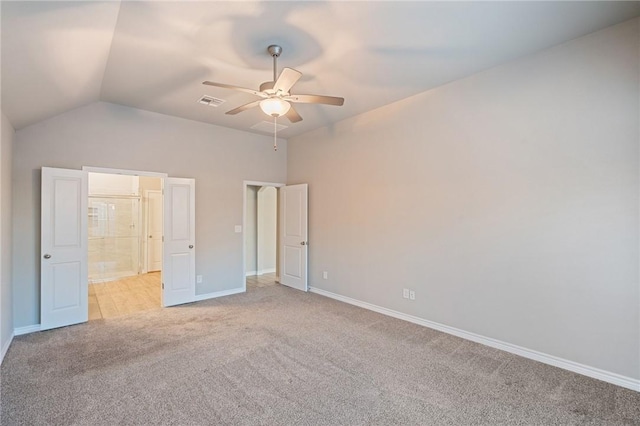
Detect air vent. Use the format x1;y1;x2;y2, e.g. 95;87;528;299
198;95;225;107
250;121;288;134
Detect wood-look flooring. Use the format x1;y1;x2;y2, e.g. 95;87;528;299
89;272;161;320
89;271;274;320
246;272;278;289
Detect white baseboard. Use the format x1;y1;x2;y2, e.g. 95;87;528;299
246;269;276;277
309;286;640;393
194;287;244;301
14;324;41;336
1;332;14;365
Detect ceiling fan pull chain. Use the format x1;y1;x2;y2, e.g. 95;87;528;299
274;116;278;151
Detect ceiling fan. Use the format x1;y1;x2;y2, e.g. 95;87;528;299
202;45;344;124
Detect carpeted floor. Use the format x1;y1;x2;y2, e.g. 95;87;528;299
2;284;639;425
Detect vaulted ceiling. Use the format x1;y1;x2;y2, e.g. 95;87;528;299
2;1;639;138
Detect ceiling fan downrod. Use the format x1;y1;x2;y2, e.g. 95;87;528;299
268;45;282;83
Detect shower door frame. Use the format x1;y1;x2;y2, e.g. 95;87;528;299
88;193;143;282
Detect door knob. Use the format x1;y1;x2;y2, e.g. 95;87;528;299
189;245;194;249
149;235;152;239
300;241;307;246
43;254;51;259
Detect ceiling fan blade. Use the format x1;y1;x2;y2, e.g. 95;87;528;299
226;100;262;115
285;94;344;106
273;67;302;94
202;81;266;98
285;105;303;123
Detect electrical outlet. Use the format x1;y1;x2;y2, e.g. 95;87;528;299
409;290;415;300
234;225;242;233
196;275;203;284
322;271;328;280
403;288;410;299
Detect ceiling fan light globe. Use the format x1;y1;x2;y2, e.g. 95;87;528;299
260;98;290;117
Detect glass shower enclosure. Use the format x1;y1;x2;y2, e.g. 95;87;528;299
88;195;141;283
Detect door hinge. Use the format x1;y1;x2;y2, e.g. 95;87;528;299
162;282;164;289
162;236;164;242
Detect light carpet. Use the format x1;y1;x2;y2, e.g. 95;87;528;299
2;284;639;425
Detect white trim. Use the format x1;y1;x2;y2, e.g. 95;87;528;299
142;190;150;274
194;287;244;301
144;189;163;274
82;166;168;178
244;180;286;188
242;180;285;293
246;269;276;277
309;286;640;393
1;333;13;364
14;324;41;336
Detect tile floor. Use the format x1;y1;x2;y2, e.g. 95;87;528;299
246;272;278;289
88;272;161;320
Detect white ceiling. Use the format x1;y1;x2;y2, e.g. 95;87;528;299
2;1;639;137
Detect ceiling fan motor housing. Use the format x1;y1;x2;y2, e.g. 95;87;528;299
267;45;282;58
260;81;276;92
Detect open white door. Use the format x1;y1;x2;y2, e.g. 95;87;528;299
162;178;196;307
279;184;308;291
41;167;88;330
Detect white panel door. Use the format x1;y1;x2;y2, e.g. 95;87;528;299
279;184;308;291
162;178;195;307
147;190;163;272
41;167;88;330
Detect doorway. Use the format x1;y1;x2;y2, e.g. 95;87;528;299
41;167;197;331
242;181;309;293
87;172;163;320
245;185;278;290
243;181;285;291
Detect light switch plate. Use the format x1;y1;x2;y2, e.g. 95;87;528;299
234;225;242;233
196;275;203;283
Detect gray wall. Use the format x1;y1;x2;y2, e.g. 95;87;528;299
1;112;14;360
13;102;286;328
245;186;258;275
257;186;277;273
288;19;639;379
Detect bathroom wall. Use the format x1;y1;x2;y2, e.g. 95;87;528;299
88;173;141;282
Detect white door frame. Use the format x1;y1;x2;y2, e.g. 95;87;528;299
84;167;168;308
242;181;285;292
85;167;167;275
144;189;163;273
82;166;167;178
